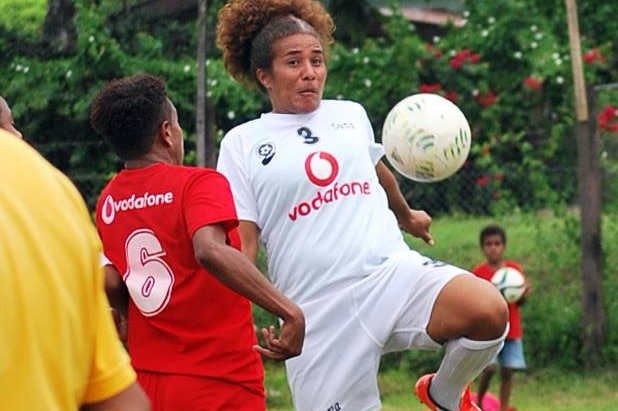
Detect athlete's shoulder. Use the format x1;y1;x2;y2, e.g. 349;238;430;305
320;99;367;113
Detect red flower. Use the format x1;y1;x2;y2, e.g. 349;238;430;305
524;76;543;90
476;176;490;187
481;146;490;155
598;105;618;133
469;53;481;63
583;48;605;64
444;91;458;102
425;43;443;58
420;83;442;93
449;49;477;70
476;90;497;107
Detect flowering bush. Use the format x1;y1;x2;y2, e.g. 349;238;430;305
1;0;616;212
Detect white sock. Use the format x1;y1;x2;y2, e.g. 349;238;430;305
429;327;508;411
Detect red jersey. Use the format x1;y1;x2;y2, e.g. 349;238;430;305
472;261;526;339
96;163;264;394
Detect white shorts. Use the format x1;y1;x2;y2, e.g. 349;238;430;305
285;250;471;411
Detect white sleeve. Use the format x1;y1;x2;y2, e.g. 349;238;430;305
216;130;259;223
358;103;385;165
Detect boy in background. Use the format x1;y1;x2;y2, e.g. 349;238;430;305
473;224;531;411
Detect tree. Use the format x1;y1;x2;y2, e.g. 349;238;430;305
43;0;77;55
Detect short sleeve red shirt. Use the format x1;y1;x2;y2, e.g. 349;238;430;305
96;163;263;394
472;260;526;339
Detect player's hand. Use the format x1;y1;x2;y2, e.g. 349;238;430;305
399;209;434;245
254;314;305;361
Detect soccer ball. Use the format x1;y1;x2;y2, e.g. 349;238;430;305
491;267;526;304
382;93;471;182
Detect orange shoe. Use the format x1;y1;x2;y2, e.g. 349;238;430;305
414;373;481;411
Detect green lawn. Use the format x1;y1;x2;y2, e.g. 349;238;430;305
263;211;618;410
266;363;618;410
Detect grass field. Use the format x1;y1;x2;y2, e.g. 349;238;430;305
261;211;618;410
265;363;618;411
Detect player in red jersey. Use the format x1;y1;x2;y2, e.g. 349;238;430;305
473;224;531;411
91;73;305;411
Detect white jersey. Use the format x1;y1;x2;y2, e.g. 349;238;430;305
217;100;408;304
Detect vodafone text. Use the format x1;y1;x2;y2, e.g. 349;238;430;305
101;191;173;224
288;181;370;221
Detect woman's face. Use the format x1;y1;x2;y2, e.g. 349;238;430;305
257;33;326;114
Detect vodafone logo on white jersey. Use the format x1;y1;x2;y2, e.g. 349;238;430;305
101;191;174;225
289;151;371;221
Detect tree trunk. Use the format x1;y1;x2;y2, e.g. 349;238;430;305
577;88;605;368
43;0;77;55
196;0;207;167
565;0;605;367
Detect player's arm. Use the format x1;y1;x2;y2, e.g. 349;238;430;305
238;220;260;263
375;161;434;245
104;264;129;317
80;383;150;411
193;224;305;361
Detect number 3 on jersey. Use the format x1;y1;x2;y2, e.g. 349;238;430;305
124;229;175;316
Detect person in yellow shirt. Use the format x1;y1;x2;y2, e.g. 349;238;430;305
0;129;150;411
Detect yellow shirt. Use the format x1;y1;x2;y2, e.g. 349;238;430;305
0;130;136;410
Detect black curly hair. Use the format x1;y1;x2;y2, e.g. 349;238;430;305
480;224;507;246
90;73;171;161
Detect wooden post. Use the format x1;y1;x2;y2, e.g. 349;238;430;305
196;0;207;167
565;0;605;367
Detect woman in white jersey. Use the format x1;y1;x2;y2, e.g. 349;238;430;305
216;1;508;410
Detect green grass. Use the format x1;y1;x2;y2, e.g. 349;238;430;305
261;211;618;410
265;363;618;410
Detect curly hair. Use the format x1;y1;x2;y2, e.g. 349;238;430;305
90;73;170;161
480;224;507;246
216;0;335;89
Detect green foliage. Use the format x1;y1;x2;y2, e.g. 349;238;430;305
0;0;45;38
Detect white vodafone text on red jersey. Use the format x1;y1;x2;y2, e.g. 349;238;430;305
101;191;173;224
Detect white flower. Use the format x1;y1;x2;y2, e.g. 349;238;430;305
552;52;560;60
183;64;191;73
23;66;30;73
88;35;95;43
535;32;544;40
332;54;340;61
449;49;457;57
363;78;372;88
206;91;213;98
472;89;479;96
556;76;564;84
481;29;489;37
336;94;344;100
209;79;218;87
66;70;72;78
463;10;470;18
555;59;562;66
530;25;538;31
206;59;211;66
488;16;496;24
514;51;523;59
15;64;23;72
227;111;235;120
352;47;359;54
433;36;440;43
362;56;370;64
531;42;538;49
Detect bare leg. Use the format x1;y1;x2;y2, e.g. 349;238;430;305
499;367;514;411
426;274;508;411
476;365;497;410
